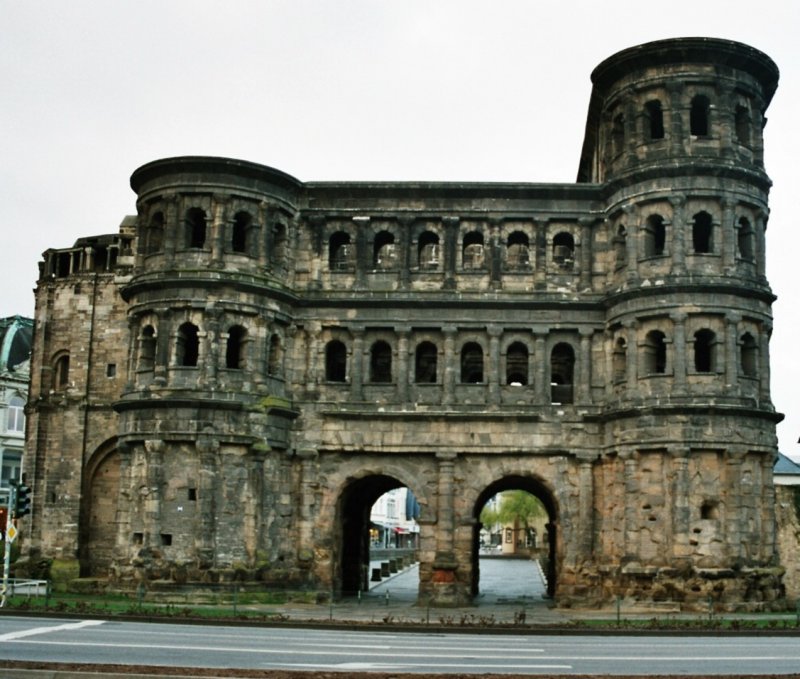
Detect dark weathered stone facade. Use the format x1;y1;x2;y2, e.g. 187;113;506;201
24;38;785;609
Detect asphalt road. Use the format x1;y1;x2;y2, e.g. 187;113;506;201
1;616;800;675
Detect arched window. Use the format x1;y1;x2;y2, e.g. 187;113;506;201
692;211;713;254
370;341;392;383
613;337;627;382
54;353;70;390
735;105;750;146
373;231;396;269
145;211;164;254
185;208;207;249
643;330;667;375
462;232;485;270
232;211;252;254
6;395;25;432
643;214;666;257
614;224;627;268
329;231;353;270
460;342;484;383
552;232;575;269
506;342;529;386
176;322;199;367
418;231;440;269
225;325;247;370
506;232;530;270
550;343;574;404
139;325;156;372
325;340;347;382
694;329;716;373
414;341;437;383
737;217;754;261
690;95;710;136
740;332;758;377
267;334;282;376
645;100;664;140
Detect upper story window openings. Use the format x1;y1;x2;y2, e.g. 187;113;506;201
6;396;24;433
414;341;437;383
271;222;287;268
417;231;440;270
505;342;529;386
643;330;667;375
139;325;156;372
690;95;711;137
613;337;627;382
225;325;247;370
370;341;392;383
693;329;717;373
644;100;664;140
611;112;625;157
460;342;484;383
552;232;575;270
643;214;666;257
737;217;755;261
735;105;751;147
740;332;758;377
613;225;627;268
185;208;207;249
325;340;347;382
462;232;485;270
232;211;253;254
550;343;574;404
692;211;714;254
267;333;282;376
373;231;397;270
176;322;199;367
54;353;70;391
506;232;531;270
329;231;353;271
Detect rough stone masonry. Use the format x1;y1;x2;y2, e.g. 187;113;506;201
22;37;785;610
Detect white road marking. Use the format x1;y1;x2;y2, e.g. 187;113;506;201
0;619;105;642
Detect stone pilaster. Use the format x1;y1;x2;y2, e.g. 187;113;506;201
669;446;691;559
487;324;501;404
721;199;736;272
349;326;364;401
442;217;459;290
576;453;596;562
621;450;639;559
669;195;687;275
396;326;410;403
296;448;319;558
725;313;741;388
353;216;369;288
442;325;457;405
533;328;547;404
210;194;229;268
143;439;165;550
578;328;593;403
196;437;219;565
670;312;687;393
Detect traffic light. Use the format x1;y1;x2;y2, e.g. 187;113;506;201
14;483;31;518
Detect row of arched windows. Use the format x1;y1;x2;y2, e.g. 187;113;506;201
613;329;758;379
328;229;576;272
615;212;755;262
611;94;753;155
325;339;577;401
137;323;283;374
142;207;287;262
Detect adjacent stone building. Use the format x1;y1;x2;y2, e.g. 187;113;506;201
24;38;785;609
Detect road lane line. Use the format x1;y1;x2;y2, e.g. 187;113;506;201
0;620;105;641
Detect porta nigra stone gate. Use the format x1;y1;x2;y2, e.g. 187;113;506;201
24;38;785;609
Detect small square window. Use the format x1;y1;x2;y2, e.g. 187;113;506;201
188;488;197;501
133;532;143;545
160;533;173;546
106;364;117;377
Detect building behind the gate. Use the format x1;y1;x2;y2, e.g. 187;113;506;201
23;38;785;609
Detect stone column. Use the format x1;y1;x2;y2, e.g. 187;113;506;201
604;329;614;400
578;328;593;404
666;80;685;156
533;328;547;404
725;449;746;563
196;436;219;565
431;452;459;601
398;216;413;289
669;446;691;559
625;215;638;283
143;439;165;550
725;313;741;389
759;322;772;405
163;193;179;267
669;195;687;275
755;209;768;282
125;315;139;391
721;199;736;272
350;326;365;401
489;218;502;290
670;312;687;394
621;450;639;559
487;324;501;404
210;194;228;268
203;305;221;388
113;443;134;561
257;203;272;269
304;322;320;388
296;448;319;559
396;326;410;403
576;453;596;562
759;452;777;562
442;217;459;290
307;215;324;289
442;325;457;405
579;218;593;290
353;216;369;288
625;321;638;392
533;221;546;290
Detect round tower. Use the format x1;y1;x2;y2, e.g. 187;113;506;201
582;39;782;606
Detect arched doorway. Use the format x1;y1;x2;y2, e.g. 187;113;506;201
336;474;420;596
81;448;121;576
472;475;557;599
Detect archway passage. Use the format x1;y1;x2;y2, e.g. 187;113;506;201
84;450;121;576
473;475;557;600
337;474;419;596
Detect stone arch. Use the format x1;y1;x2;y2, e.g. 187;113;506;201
471;473;559;598
330;465;430;597
81;439;122;577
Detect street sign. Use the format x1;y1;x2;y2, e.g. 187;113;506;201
5;525;16;543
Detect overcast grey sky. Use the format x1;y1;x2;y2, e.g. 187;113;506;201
2;0;798;455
